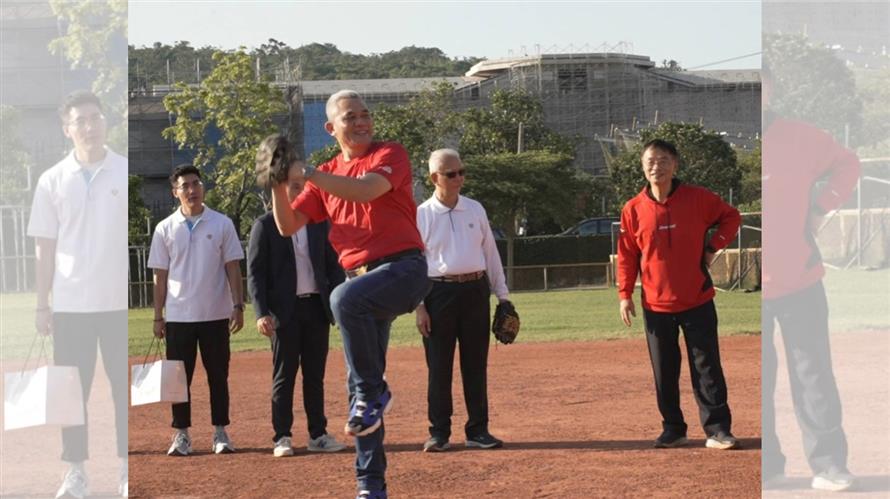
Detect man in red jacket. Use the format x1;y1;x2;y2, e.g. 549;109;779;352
617;139;742;450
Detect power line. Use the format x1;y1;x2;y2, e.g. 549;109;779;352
687;52;762;70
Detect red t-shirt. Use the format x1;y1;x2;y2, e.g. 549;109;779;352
617;182;741;313
293;141;423;270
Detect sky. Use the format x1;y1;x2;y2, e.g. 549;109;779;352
128;1;761;70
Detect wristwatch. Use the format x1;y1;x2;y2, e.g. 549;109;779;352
233;303;245;311
302;164;317;180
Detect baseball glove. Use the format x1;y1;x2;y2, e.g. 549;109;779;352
492;300;520;344
256;134;298;189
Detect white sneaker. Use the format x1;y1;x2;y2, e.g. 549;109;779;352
308;433;347;453
55;466;89;499
273;436;294;457
812;470;855;492
167;432;192;456
212;429;235;454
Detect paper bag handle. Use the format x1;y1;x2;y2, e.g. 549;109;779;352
141;335;164;367
20;334;50;376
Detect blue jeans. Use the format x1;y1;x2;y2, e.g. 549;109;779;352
330;254;432;492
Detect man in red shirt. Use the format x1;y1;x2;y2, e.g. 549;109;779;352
260;90;431;499
761;64;858;492
617;139;742;450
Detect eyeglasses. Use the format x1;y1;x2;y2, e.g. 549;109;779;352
174;179;203;192
439;169;466;179
66;114;105;128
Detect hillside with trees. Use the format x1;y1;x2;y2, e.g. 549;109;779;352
128;39;482;90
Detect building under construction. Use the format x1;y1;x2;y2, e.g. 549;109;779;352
454;52;760;174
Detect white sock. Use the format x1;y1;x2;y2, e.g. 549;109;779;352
69;461;85;473
176;428;189;437
214;425;226;434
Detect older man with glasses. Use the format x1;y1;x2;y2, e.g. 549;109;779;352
415;149;510;453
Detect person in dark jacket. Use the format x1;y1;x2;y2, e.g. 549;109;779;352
248;164;347;457
616;139;742;450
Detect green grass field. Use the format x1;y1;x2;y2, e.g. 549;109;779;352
3;267;884;360
125;288;762;357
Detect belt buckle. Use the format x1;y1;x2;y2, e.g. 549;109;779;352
349;265;368;278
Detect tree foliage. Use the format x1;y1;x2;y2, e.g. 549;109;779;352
0;106;35;206
162;50;287;237
49;0;128;153
854;67;890;155
607;122;742;210
462;151;590;237
458;89;575;158
763;33;862;145
128;175;152;246
737;140;761;212
129;40;481;86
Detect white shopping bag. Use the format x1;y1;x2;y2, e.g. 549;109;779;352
130;359;188;406
4;365;85;431
131;337;188;406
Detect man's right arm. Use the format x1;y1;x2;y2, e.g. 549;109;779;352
616;208;641;327
34;237;56;335
152;269;168;338
271;183;310;237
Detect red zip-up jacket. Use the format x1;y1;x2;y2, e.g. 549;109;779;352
617;180;741;313
762;115;860;299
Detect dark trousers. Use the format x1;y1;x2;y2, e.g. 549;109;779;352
642;300;732;436
53;311;128;462
422;278;492;440
330;255;431;492
270;294;331;442
165;319;231;428
763;281;848;477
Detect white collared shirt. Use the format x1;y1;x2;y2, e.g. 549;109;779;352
147;206;244;322
27;148;128;312
416;194;509;301
292;226;319;295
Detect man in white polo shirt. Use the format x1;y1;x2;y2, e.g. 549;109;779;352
147;164;245;457
415;148;510;453
27;90;129;499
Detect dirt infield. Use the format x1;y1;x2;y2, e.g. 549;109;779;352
127;335;761;498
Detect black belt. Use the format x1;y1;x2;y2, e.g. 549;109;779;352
345;248;422;278
296;293;319;299
430;271;486;283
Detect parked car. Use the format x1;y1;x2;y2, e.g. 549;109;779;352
558;217;619;237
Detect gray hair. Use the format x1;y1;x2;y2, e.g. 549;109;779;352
325;89;364;120
428;148;462;173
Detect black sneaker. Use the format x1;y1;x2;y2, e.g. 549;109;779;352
465;432;503;449
653;431;688;448
423;436;450;452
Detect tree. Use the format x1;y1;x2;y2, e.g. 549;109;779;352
458;88;575;158
737;140;761;212
162;50;287;237
0;106;35;207
607;122;741;210
49;0;128;153
854;67;890;155
763;33;862;145
463;151;590;238
128;175;152;246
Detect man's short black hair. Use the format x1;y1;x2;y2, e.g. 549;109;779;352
169;164;202;185
58;90;103;120
640;139;679;159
